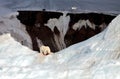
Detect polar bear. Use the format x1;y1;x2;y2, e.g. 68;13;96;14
39;45;51;55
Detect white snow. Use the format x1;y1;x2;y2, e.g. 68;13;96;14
0;34;39;66
72;19;96;30
0;5;120;79
0;11;120;79
0;7;32;49
0;0;120;14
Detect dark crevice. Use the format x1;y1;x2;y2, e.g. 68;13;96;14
17;11;116;52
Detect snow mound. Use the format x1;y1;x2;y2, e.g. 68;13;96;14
104;14;120;39
0;33;39;67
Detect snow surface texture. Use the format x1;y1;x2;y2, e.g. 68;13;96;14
0;13;120;79
0;0;120;14
0;7;32;49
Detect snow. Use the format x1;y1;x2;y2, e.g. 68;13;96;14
0;3;120;78
72;19;96;30
0;7;16;17
0;7;32;49
104;15;120;39
0;10;120;79
0;0;120;14
0;34;38;66
45;12;70;50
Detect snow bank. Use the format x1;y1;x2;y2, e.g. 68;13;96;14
0;34;39;66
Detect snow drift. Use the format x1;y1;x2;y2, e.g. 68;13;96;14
0;11;120;79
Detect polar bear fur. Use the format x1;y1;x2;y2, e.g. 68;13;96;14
39;45;51;55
